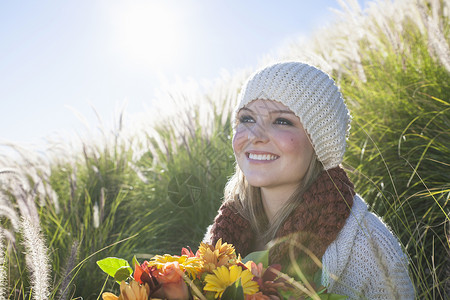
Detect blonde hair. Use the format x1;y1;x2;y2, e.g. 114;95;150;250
224;153;324;245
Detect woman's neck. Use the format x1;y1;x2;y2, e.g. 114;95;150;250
260;184;298;223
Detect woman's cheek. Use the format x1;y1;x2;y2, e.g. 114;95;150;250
277;131;299;151
232;127;247;154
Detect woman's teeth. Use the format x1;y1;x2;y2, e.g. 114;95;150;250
248;153;278;160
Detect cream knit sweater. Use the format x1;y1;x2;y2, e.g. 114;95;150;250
322;195;415;299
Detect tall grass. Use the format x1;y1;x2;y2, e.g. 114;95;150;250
0;0;448;298
279;0;450;297
128;80;239;254
0;77;241;298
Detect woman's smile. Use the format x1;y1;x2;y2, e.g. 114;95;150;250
246;151;280;161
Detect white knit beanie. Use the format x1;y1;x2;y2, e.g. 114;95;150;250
235;62;351;170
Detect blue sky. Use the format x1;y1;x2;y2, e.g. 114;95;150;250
0;0;368;149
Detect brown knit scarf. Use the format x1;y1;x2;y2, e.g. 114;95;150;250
209;167;355;281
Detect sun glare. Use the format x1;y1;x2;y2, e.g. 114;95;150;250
107;1;184;69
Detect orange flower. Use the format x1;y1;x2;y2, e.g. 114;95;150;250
101;292;118;300
156;261;189;300
197;238;237;272
121;280;150;300
134;260;161;294
247;262;264;278
181;246;197;258
102;280;150;300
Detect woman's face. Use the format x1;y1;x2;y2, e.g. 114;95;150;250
233;99;314;191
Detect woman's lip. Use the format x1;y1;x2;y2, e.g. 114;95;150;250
246;150;277;155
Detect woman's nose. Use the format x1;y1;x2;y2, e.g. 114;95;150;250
247;123;269;143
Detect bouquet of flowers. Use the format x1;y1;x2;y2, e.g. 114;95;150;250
97;239;346;300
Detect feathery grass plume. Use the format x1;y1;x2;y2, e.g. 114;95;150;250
6;172;40;226
0;173;20;233
20;216;51;300
0;167;41;279
0;143;60;212
93;202;100;229
0;145;60;227
0;199;20;249
417;0;450;72
56;240;79;300
0;229;7;300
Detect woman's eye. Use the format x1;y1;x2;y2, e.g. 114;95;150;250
274;118;293;125
239;115;255;123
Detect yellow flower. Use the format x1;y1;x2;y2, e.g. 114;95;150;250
149;254;202;277
102;280;150;300
102;292;118;300
121;280;150;300
204;265;259;299
197;239;237;272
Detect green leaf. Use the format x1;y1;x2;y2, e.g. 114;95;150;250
96;257;131;278
242;249;269;266
279;289;294;299
313;270;323;291
114;266;133;282
221;278;244;300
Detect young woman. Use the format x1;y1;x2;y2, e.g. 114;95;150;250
204;62;415;299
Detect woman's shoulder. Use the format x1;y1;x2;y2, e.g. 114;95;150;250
328;194;408;265
335;194;401;243
322;195;414;299
351;196;407;258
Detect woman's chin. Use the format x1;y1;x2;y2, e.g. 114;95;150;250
245;177;271;188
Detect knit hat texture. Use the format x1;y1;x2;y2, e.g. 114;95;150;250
236;62;351;170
